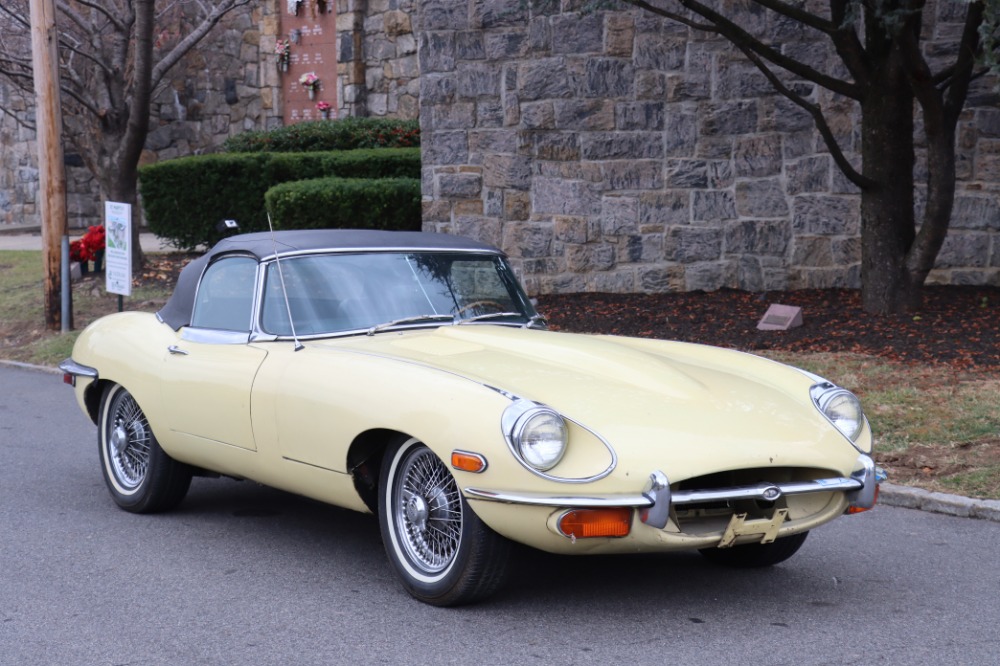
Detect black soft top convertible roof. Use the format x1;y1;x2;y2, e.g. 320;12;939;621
157;229;504;331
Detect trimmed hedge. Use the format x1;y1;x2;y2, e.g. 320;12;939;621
222;118;420;153
139;148;421;249
265;177;421;232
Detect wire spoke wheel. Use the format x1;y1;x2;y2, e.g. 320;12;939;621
98;383;192;513
380;437;512;606
394;447;463;574
106;389;153;490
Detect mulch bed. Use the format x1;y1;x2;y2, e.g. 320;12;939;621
536;285;1000;370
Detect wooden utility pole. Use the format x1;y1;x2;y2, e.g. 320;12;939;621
29;0;69;330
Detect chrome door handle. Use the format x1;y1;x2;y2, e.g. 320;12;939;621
167;345;189;356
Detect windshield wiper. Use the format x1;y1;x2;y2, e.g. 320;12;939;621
455;311;524;325
366;314;454;336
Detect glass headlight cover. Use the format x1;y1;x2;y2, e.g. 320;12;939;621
502;400;568;472
811;383;865;443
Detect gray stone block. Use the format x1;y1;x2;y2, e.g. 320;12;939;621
456;63;501;98
601;196;639;236
665;160;708;188
589;269;637;293
550;13;604;55
581;132;664;160
532;177;601;216
423;130;470;165
684;260;733;291
483;154;532;190
666;225;724;262
935;232;991;268
485;32;528;60
640;191;690;228
692;190;736;222
951;194;1000;230
601;160;663;190
420;32;456;72
531;132;580;161
634;33;685;71
553;99;615;131
585;59;634;98
724;219;791;257
616;101;665;131
519;59;574;101
735;179;790;218
733;135;782;178
701;101;758;137
423;0;469;30
792;195;860;235
437;172;482;198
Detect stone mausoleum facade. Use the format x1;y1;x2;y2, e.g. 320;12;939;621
1;0;998;295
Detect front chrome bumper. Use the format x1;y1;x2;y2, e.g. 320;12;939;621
464;454;885;529
58;358;98;387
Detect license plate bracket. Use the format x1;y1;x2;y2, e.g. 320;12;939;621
718;508;789;548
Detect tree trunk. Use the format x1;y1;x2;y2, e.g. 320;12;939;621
859;29;918;314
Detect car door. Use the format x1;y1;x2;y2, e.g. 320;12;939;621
160;255;266;451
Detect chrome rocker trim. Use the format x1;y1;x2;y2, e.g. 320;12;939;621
464;455;881;530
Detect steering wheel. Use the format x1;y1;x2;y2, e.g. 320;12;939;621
453;300;505;317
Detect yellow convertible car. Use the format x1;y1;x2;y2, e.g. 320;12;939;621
60;229;883;606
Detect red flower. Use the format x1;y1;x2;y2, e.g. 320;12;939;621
73;226;106;263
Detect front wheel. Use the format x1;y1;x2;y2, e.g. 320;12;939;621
379;437;511;606
698;531;809;568
98;383;192;513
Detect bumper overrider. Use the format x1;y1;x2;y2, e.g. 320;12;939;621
465;454;885;542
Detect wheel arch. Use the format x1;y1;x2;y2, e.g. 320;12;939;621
82;378;111;424
347;428;409;513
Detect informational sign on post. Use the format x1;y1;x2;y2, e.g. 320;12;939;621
104;201;132;297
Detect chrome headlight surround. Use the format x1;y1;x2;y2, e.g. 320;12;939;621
810;382;866;445
501;399;568;472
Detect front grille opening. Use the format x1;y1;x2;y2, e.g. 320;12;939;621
672;467;834;536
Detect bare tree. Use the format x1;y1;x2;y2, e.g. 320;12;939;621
600;0;999;314
0;0;251;266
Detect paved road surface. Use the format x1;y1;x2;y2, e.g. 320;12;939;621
2;365;999;665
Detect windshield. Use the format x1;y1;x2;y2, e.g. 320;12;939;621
260;252;539;337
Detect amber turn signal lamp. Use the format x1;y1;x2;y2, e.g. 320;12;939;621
451;450;487;473
847;485;880;514
558;508;632;538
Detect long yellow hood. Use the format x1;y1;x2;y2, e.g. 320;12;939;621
323;326;859;476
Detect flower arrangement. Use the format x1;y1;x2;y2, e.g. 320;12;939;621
316;100;332;118
275;38;291;72
70;225;106;271
299;71;320;98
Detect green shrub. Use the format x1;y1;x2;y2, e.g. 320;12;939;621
222;118;420;153
265;177;421;232
139;148;421;249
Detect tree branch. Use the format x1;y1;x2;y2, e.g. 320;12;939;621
150;0;251;89
622;0;862;99
737;44;875;189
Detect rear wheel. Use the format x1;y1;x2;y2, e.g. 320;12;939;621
379;436;511;606
698;531;809;568
98;383;192;513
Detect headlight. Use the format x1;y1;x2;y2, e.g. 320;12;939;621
502;400;568;472
811;383;865;442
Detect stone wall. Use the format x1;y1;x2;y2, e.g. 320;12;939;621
417;1;1000;294
335;0;420;119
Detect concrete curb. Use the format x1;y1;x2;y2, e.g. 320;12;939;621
878;483;1000;522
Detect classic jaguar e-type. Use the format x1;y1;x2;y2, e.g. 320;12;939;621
61;229;882;606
